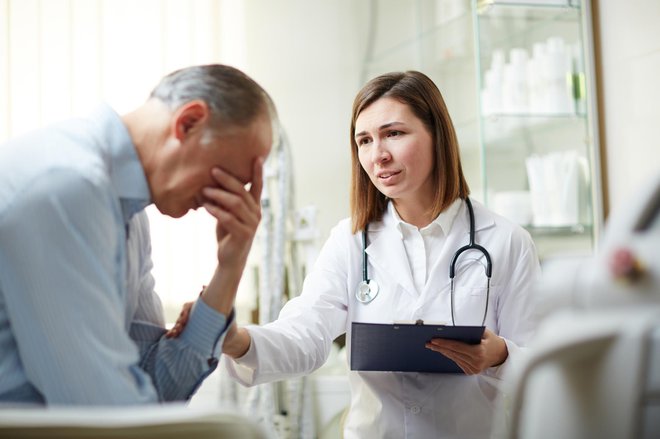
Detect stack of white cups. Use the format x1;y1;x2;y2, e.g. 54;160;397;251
525;150;586;227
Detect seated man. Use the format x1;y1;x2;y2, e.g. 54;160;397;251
0;64;275;405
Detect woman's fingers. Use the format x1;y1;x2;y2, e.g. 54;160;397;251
165;301;194;338
426;339;488;375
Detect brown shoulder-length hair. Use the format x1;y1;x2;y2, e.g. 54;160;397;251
349;70;470;234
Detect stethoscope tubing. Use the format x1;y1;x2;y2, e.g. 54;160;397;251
358;197;492;326
362;223;369;284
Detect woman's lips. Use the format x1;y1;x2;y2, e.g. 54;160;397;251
377;170;401;183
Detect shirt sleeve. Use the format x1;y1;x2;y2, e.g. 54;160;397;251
130;300;232;401
0;170;159;404
127;212;165;327
125;212;230;401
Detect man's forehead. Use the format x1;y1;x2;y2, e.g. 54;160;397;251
216;116;270;143
253;115;275;155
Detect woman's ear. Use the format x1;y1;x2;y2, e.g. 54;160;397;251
173;100;209;141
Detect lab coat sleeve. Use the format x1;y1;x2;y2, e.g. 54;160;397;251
225;221;351;386
486;227;541;380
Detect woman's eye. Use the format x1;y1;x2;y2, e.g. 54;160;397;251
358;138;371;146
387;130;401;137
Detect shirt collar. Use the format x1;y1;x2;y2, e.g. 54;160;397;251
387;198;463;238
93;104;151;224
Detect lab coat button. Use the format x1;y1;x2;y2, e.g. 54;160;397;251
410;405;421;414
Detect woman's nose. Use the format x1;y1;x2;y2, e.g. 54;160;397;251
372;141;391;163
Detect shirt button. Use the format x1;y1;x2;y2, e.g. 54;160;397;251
410;406;421;414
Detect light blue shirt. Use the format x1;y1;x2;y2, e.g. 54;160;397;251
0;105;229;405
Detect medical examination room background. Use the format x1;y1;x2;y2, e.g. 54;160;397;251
2;0;658;324
1;0;659;435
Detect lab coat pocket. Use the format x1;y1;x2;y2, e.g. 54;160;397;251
451;286;491;326
352;282;406;323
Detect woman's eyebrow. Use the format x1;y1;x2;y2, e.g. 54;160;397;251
355;121;404;138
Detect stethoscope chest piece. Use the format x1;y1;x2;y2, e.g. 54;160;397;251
356;279;379;303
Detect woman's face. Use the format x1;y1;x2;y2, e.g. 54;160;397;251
354;97;435;207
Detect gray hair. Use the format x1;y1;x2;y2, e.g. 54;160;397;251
149;64;274;131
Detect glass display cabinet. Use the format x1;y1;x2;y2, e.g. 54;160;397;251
474;0;603;258
361;0;603;259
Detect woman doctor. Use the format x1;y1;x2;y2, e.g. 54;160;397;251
174;71;541;438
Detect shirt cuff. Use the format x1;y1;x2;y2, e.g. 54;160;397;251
179;298;233;359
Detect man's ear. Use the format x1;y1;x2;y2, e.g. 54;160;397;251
173;100;209;141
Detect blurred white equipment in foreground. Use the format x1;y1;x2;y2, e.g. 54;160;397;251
0;404;268;438
504;173;660;439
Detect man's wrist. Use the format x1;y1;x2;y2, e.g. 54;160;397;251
200;266;241;315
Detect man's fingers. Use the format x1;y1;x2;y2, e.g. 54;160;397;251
209;167;249;196
207;167;259;212
249;157;264;204
204;202;256;252
203;158;264;234
203;188;256;225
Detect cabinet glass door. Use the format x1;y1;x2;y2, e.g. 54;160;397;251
359;0;602;259
473;0;602;258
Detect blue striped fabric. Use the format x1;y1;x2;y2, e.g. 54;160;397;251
0;105;228;405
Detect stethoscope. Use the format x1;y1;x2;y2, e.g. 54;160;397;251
355;197;492;326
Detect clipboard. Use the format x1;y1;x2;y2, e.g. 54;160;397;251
350;321;485;374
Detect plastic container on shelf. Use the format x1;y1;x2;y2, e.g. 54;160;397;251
544;36;575;114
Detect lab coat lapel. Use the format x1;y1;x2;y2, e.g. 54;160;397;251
424;199;496;296
470;199;496;234
424;213;468;298
365;222;418;298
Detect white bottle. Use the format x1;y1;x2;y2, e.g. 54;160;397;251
545;37;574;114
527;42;547;114
482;49;505;115
501;63;515;114
481;69;495;115
508;47;530;114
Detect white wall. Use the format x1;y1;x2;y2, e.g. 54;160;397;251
594;0;660;214
242;0;366;240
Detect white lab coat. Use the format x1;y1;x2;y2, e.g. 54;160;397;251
226;199;541;438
